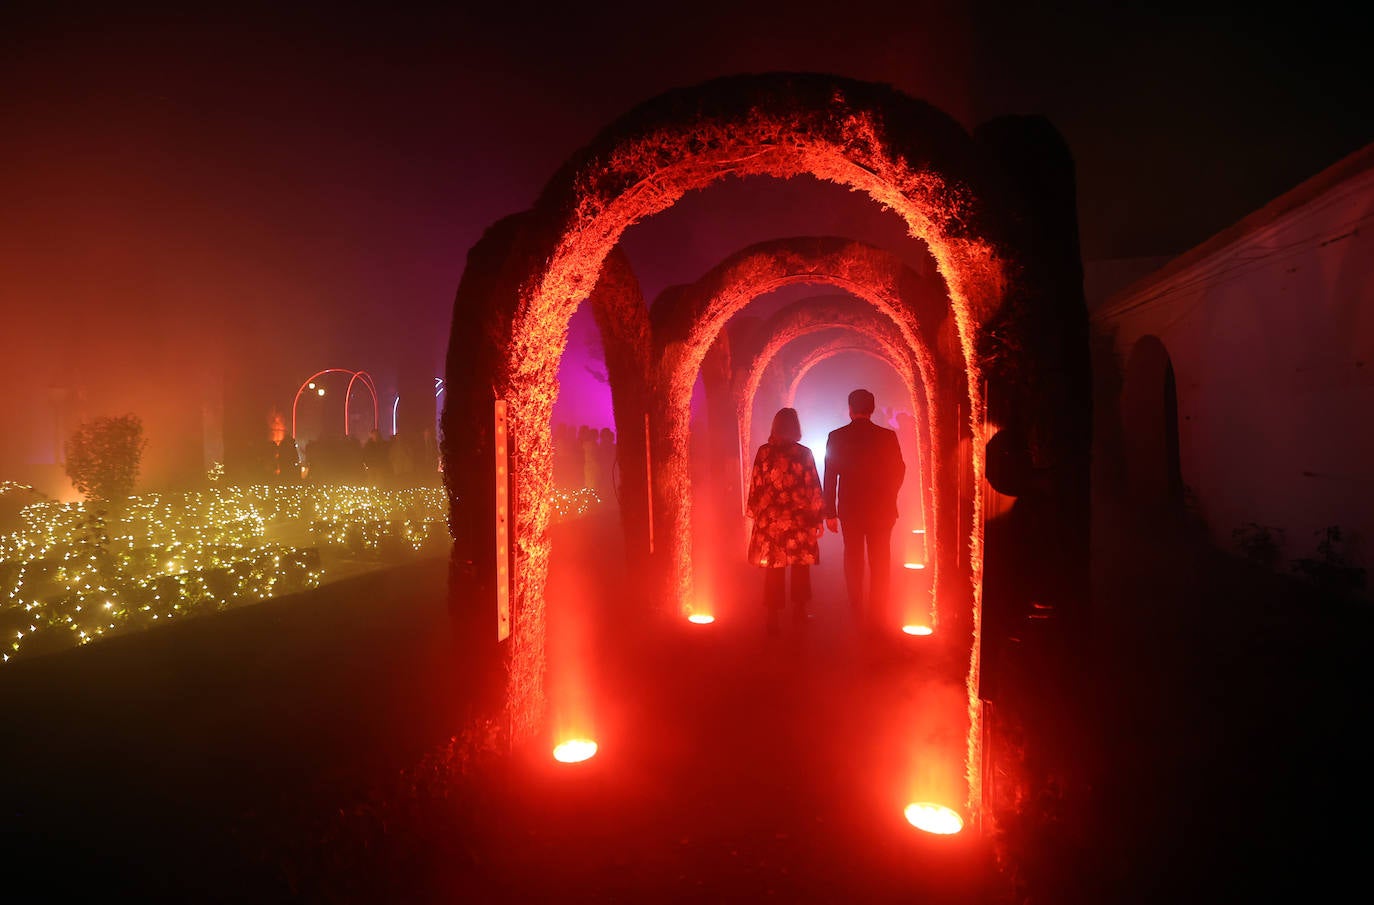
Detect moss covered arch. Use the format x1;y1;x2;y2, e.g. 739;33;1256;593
443;72;1026;781
737;296;928;486
781;336;902;409
650;236;965;637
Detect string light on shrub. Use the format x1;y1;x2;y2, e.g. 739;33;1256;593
0;481;600;665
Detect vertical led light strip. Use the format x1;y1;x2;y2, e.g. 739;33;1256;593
495;399;511;642
644;412;654;555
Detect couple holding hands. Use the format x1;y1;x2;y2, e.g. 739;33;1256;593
745;388;905;636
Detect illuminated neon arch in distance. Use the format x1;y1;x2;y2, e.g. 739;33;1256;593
389;378;448;438
290;368;380;444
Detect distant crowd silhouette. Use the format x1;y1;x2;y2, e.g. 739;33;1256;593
247;422;611;493
553;423;617;501
253;427;442;488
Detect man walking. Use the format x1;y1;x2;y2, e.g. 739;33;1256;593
822;388;905;633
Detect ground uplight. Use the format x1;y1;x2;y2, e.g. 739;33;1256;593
687;613;715;624
904;802;964;835
903;562;926;570
902;624;933;636
552;738;598;763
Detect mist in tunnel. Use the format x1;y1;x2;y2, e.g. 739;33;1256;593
788;351;933;629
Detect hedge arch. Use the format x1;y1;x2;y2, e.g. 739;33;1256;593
734;293;937;477
741;304;926;487
444;74;1026;804
585;247;654;576
782;336;899;408
651;237;965;638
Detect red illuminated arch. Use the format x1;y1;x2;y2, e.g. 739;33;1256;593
782;336;898;408
585;247;654;569
444;73;1022;775
650;238;966;639
733;297;930;516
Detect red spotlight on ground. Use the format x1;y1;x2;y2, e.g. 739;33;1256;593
553;738;598;763
902;624;933;636
903;562;926;570
687;613;715;624
904;802;964;835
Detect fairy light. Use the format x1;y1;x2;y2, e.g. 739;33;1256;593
495;400;510;642
0;481;599;665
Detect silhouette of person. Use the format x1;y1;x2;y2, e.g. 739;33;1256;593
273;437;300;483
362;429;389;486
823;388;905;634
597;427;617;500
388;430;416;486
421;426;441;482
579;424;600;491
746;407;825;636
553;423;579;487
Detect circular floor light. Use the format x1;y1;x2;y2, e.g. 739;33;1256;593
904;802;964;835
553;738;598;763
903;562;926;570
902;624;933;636
687;613;715;624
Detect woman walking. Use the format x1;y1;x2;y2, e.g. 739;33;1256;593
746;407;825;635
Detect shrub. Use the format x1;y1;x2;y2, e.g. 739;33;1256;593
63;414;147;502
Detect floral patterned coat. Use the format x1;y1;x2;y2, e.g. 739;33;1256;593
746;440;823;568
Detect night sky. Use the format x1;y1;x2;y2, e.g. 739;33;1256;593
3;3;1369;484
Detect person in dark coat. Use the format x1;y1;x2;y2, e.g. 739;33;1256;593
822;388;905;633
746;407;824;636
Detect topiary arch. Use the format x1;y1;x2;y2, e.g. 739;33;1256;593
649;236;967;635
441;73;1079;822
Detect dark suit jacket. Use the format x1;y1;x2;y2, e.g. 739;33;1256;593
822;417;905;525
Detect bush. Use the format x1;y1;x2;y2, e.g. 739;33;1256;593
63;414;147;502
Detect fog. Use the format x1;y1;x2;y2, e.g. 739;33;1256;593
2;4;1366;494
